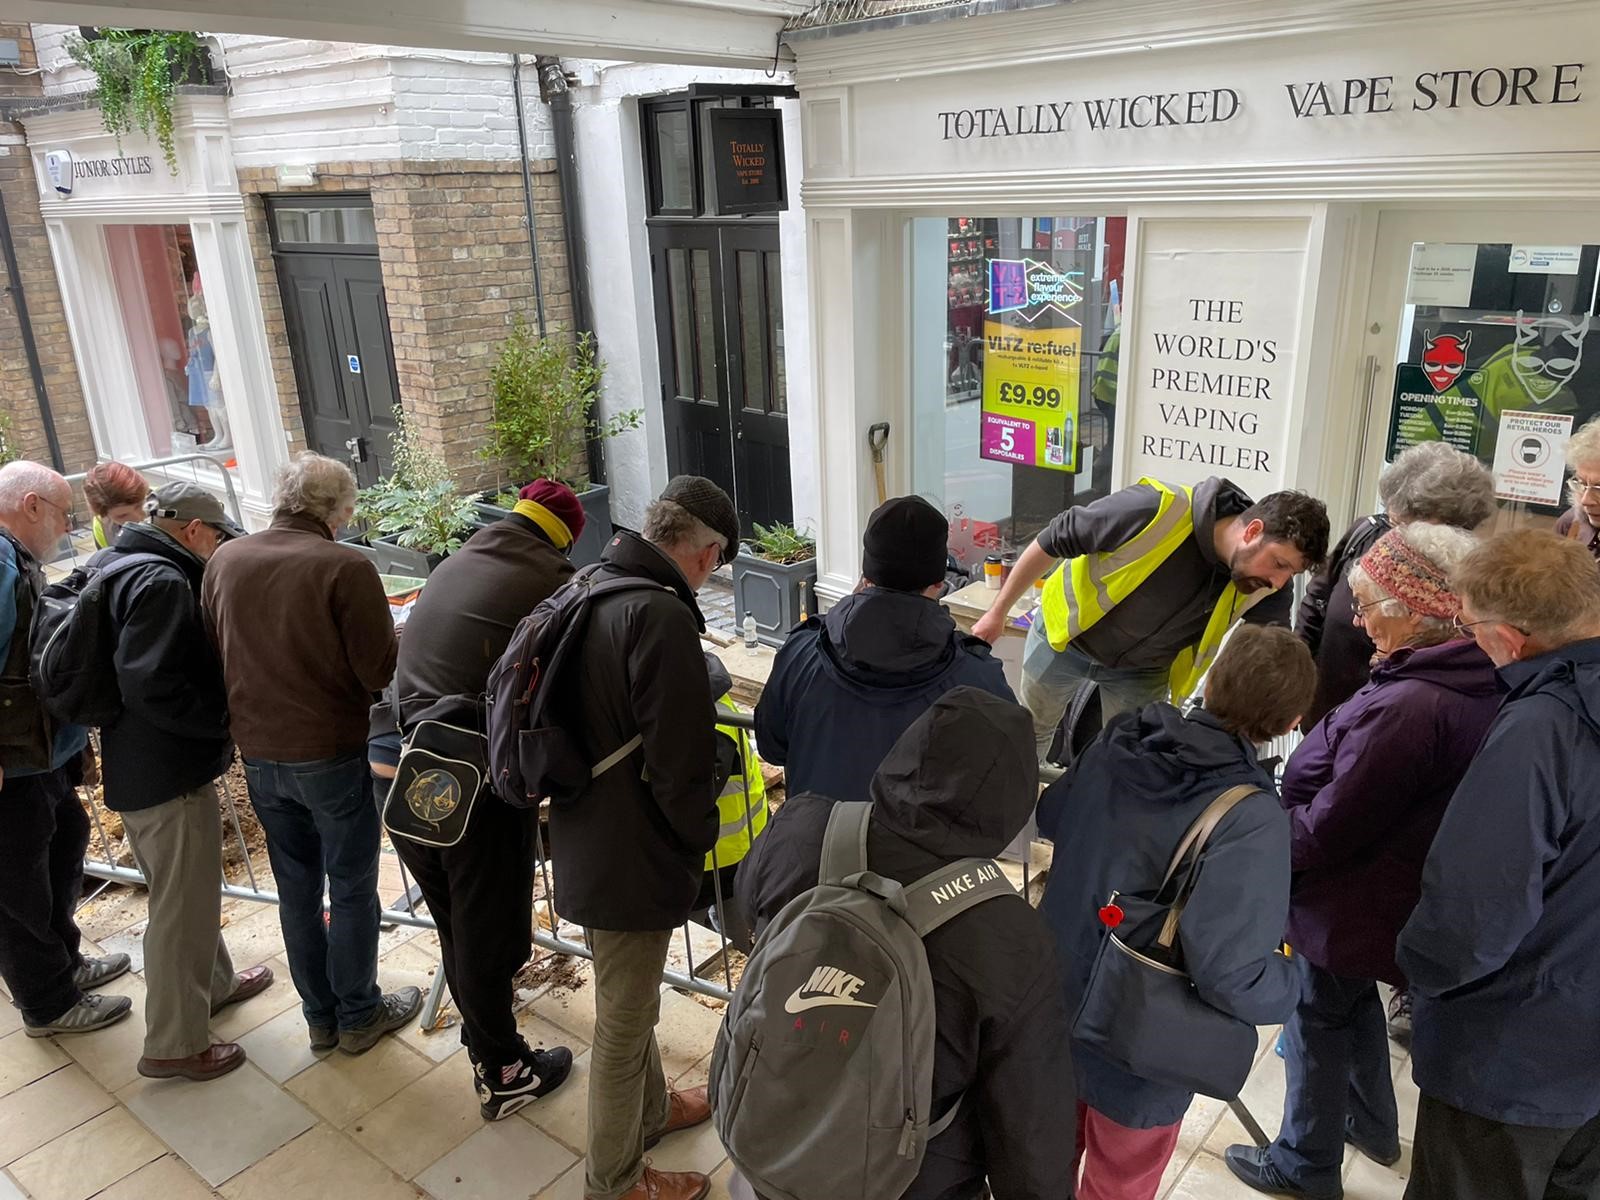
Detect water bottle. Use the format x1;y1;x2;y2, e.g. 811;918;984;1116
742;611;759;650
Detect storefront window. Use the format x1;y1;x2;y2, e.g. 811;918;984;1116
1386;242;1600;516
103;224;231;458
911;215;1126;571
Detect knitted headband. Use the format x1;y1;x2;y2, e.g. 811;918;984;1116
1358;530;1461;620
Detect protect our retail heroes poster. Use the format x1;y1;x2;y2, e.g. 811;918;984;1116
979;320;1081;471
1492;410;1573;505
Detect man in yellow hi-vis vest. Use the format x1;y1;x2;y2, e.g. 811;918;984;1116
693;662;770;950
973;478;1329;758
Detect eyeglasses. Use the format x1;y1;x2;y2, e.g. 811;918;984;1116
1350;597;1389;622
1452;613;1530;637
1570;478;1600;497
34;493;77;530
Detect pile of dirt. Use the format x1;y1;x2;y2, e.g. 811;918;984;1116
513;950;588;997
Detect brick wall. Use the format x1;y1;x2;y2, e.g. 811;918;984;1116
0;23;95;475
237;156;573;491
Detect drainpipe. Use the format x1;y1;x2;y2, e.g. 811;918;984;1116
510;54;547;339
0;189;65;472
534;54;605;486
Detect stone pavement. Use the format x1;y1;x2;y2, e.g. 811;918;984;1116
0;872;1418;1200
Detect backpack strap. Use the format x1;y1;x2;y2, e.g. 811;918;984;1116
819;800;872;886
901;857;1018;938
1154;784;1261;950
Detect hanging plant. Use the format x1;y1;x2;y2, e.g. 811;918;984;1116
65;29;208;174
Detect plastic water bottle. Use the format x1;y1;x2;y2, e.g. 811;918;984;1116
742;611;759;650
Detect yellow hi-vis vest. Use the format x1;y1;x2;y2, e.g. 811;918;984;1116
1039;477;1270;703
706;698;769;871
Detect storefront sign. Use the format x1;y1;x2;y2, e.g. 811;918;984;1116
1406;243;1478;307
1492;411;1573;504
1509;244;1582;275
979;321;1081;471
708;108;787;215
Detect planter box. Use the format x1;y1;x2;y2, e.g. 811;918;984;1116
731;550;817;646
474;484;613;567
368;535;445;578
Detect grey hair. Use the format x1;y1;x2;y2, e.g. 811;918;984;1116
1567;415;1600;473
642;498;721;554
0;461;68;513
1348;522;1480;646
272;452;357;524
1378;442;1496;529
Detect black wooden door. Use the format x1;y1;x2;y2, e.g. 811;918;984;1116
650;223;790;534
276;252;399;487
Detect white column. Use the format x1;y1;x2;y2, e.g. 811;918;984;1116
187;214;288;526
777;97;819;540
42;220;156;467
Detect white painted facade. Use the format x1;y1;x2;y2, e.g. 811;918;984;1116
20;27;814;533
787;0;1600;602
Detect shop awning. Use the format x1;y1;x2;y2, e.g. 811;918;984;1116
6;0;810;68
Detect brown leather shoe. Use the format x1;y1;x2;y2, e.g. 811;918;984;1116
643;1085;712;1149
211;964;275;1015
137;1042;247;1082
588;1166;710;1200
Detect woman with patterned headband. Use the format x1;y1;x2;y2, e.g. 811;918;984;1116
1226;524;1503;1199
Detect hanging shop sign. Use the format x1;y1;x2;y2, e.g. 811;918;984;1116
1492;411;1573;505
979;321;1081;471
708;108;787;216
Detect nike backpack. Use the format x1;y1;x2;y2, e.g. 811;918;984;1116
483;564;669;808
29;552;166;727
709;800;1018;1200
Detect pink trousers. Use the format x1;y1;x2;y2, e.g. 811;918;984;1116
1073;1101;1184;1200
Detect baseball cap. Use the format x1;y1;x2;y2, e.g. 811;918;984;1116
145;481;247;541
659;475;739;564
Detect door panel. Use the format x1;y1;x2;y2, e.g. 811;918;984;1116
725;233;792;530
336;257;401;481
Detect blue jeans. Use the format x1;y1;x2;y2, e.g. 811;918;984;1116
243;753;382;1030
1269;955;1400;1190
1019;621;1170;759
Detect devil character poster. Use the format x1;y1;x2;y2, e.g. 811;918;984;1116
1388;312;1594;471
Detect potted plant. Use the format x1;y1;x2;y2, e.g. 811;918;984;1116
732;522;818;646
481;319;641;565
66;29;214;174
352;408;477;577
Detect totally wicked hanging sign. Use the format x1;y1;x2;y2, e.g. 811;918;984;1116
979;258;1082;472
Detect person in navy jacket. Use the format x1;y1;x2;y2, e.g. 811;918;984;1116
1398;531;1600;1200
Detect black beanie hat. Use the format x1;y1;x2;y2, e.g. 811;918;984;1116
659;475;739;562
862;495;948;591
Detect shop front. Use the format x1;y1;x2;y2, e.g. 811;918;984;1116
786;0;1600;605
23;95;287;522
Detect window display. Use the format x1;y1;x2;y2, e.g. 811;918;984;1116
912;215;1125;573
103;224;230;458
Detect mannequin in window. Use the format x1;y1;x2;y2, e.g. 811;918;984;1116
185;289;231;451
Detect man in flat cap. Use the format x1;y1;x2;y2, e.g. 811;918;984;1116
95;482;272;1081
550;476;736;1200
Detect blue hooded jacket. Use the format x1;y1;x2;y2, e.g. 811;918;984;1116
1398;637;1600;1129
754;588;1012;803
1037;703;1297;1128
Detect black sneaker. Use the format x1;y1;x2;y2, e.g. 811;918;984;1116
308;1025;338;1052
1386;988;1412;1048
1223;1145;1344;1200
475;1046;574;1121
338;987;423;1055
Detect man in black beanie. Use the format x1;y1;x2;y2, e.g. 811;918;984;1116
754;494;1014;803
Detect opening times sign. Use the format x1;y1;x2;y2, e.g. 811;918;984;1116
980;320;1081;471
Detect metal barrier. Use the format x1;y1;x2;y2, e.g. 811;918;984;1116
56;453;246;564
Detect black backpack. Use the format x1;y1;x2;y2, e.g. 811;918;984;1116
485;565;669;808
29;552;167;726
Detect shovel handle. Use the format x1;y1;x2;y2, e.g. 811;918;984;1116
868;422;891;462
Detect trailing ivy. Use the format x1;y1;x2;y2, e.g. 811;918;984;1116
66;29;207;174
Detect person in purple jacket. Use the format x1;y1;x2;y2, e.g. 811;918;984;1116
1227;524;1501;1200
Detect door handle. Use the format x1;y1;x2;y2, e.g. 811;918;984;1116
345;436;365;468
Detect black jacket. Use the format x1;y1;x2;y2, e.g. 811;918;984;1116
1295;513;1389;730
754;588;1013;802
95;524;232;812
737;689;1076;1200
386;513;575;731
548;532;719;930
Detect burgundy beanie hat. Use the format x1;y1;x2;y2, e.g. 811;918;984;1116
519;479;586;543
1358;529;1461;620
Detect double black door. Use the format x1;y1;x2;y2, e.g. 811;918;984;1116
650;222;791;534
270;199;400;487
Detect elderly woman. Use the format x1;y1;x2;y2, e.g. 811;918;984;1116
82;461;151;549
1226;524;1502;1200
1555;415;1600;562
1297;441;1495;731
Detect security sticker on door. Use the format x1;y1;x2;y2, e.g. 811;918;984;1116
1492;411;1573;506
347;355;362;375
